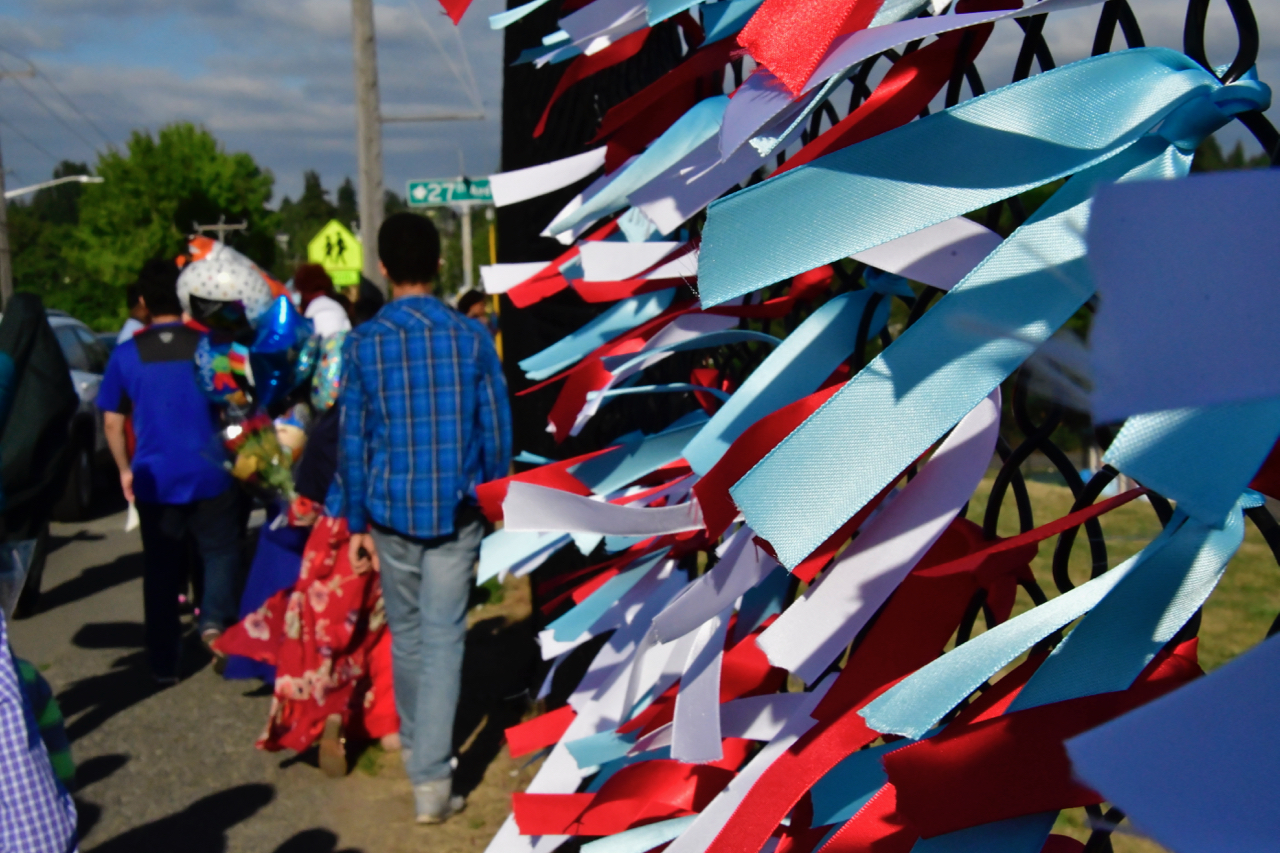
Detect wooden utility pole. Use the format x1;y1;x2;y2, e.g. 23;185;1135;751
0;66;37;308
352;0;386;293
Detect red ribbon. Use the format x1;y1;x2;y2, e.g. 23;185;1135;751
506;705;578;759
773;4;1008;175
736;0;882;95
475;445;615;522
506;221;622;309
594;39;736;172
436;0;472;24
535;29;653;138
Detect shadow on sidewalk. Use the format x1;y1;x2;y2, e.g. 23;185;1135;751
85;783;276;852
452;614;539;798
37;551;144;615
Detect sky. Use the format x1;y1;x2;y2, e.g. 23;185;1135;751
0;0;1276;208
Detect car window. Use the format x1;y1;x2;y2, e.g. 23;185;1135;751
53;326;91;373
73;326;109;373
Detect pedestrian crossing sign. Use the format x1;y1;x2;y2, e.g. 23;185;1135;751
306;220;364;286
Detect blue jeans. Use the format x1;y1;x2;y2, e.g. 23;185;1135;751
372;509;483;785
136;485;242;677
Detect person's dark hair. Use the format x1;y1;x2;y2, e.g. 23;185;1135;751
378;212;440;285
136;258;182;317
125;283;142;310
456;289;486;316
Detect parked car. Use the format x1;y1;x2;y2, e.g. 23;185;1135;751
46;310;112;521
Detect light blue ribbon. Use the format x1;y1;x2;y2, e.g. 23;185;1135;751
518;289;676;380
478;529;570;584
810;740;906;827
891;499;1246;852
582;816;697;853
490;0;555;29
683;290;891;475
547;549;669;640
549;96;730;235
732;564;790;642
703;0;763;43
698;50;1249;307
720;54;1268;568
1103;399;1280;528
572;411;709;495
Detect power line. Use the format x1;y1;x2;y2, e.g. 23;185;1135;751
0;115;59;164
0;60;101;156
0;47;114;148
407;0;483;110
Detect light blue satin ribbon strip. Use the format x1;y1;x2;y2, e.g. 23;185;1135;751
584;745;674;793
478;530;570;584
810;740;906;826
490;0;555;29
1103;399;1280;528
573;412;709;495
603;330;783;374
861;551;1142;739
909;813;1059;853
892;499;1247;853
702;0;763;43
647;0;699;25
567;729;638;768
549;96;730;236
1008;500;1247;711
595;383;733;402
683;290;891;475
697;49;1250;307
583;816;697;853
547;550;669;640
726;59;1269;568
519;289;677;380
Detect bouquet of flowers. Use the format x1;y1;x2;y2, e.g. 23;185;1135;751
224;413;297;501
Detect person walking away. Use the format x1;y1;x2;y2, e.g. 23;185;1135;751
293;264;353;338
98;259;243;684
0;295;79;619
340;213;512;824
117;283;150;344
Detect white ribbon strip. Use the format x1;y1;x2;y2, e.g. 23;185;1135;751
490;148;608;207
481;262;551;294
756;389;1001;685
504;482;705;535
578;241;683;281
652;525;779;642
851;217;1003;292
672;607;731;763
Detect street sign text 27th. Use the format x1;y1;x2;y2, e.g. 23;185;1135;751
407;178;492;206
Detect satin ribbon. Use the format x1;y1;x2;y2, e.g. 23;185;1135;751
519;290;676;380
1102;399;1280;528
535;27;652;137
736;0;882;95
549;96;730;236
683;290;890;476
723;54;1269;568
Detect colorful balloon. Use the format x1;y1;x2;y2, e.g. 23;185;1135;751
311;332;346;412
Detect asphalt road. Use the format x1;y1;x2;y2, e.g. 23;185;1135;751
9;506;538;853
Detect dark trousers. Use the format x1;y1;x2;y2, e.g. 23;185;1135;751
136;486;241;678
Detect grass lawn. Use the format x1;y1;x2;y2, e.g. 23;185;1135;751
963;473;1279;851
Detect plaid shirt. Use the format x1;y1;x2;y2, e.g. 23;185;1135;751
0;613;77;853
339;295;512;538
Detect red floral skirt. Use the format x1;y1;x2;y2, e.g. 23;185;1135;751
215;516;399;752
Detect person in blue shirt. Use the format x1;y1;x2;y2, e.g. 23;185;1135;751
340;213;512;824
98;259;241;685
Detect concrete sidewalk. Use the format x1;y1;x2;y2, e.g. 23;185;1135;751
9;510;537;853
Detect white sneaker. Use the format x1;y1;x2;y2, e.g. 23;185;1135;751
414;778;466;824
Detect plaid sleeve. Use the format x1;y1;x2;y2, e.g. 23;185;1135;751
338;335;371;534
474;331;513;486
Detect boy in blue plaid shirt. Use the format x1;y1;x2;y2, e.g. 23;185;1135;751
339;213;511;824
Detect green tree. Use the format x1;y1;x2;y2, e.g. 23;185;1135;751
276;170;338;277
10;161;92;313
64;123;276;328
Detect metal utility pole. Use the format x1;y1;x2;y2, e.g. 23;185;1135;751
352;0;386;293
458;202;474;292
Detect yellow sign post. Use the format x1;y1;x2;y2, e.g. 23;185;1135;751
306;220;364;286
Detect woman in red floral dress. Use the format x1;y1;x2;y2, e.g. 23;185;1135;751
220;509;399;763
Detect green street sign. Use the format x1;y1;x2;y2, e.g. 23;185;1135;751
407;177;493;206
307;220;363;286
